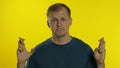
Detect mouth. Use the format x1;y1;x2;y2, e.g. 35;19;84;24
56;28;64;31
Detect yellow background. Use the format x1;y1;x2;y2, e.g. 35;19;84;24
0;0;120;68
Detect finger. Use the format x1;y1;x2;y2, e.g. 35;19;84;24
18;47;23;52
18;41;26;52
17;45;23;53
19;37;25;46
17;49;21;56
98;37;105;48
19;37;25;41
94;48;100;54
18;41;25;47
94;48;99;52
98;48;106;54
30;48;34;55
18;44;25;50
98;37;104;41
94;48;100;57
18;42;25;49
17;48;20;53
28;48;34;57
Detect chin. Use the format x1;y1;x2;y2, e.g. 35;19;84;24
55;33;66;37
52;30;68;37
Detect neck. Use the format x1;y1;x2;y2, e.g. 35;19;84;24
51;34;72;45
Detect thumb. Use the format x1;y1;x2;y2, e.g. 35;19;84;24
31;48;34;54
94;48;100;57
28;48;34;57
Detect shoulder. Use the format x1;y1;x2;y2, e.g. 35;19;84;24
72;37;89;47
72;37;93;52
34;38;51;51
30;38;51;57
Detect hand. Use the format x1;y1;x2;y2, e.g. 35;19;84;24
94;37;106;65
17;37;34;64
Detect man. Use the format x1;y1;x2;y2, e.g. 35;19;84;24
17;3;106;68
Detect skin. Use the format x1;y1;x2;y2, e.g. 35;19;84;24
94;38;106;68
17;7;106;68
47;7;72;45
17;38;34;68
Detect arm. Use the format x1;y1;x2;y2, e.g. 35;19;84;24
94;38;106;68
17;37;34;68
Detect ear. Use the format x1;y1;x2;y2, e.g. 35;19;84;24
69;18;72;26
47;20;50;28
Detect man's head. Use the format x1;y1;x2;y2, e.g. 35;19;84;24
47;3;71;18
47;3;72;37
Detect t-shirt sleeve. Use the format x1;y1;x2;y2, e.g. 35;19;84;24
26;50;38;68
85;47;97;68
26;58;36;68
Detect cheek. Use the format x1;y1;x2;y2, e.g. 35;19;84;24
65;26;69;30
50;24;57;31
49;23;55;28
64;23;70;29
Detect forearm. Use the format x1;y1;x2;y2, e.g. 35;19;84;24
17;62;25;68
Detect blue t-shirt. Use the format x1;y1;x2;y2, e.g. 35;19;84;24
26;37;97;68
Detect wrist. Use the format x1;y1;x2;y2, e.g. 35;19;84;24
17;62;25;65
17;62;25;68
97;62;105;68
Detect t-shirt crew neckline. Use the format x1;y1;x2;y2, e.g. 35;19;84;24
49;37;74;47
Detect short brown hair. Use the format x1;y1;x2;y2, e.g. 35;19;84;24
47;3;71;17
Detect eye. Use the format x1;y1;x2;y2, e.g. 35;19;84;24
61;18;66;21
51;18;58;23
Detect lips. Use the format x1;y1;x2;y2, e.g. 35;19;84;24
56;28;64;31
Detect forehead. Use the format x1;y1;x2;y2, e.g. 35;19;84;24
48;7;69;18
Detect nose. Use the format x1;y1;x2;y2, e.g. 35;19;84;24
57;20;62;27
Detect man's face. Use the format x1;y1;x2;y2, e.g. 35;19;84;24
47;7;72;37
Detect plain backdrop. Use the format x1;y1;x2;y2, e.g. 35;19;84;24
0;0;120;68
